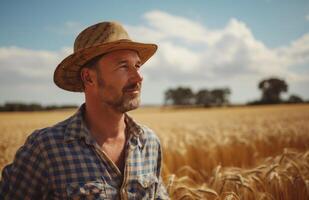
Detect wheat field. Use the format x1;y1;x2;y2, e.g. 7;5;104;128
0;104;309;199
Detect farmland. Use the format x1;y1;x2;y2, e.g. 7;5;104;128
0;104;309;199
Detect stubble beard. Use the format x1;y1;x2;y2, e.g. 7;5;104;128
116;93;141;113
97;75;141;113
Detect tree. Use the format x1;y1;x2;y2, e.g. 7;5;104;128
287;94;304;104
211;88;231;106
195;88;231;107
258;78;288;104
164;87;195;106
195;89;213;106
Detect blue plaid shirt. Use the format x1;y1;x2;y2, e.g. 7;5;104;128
0;104;169;199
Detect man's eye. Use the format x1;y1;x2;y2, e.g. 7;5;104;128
119;65;128;69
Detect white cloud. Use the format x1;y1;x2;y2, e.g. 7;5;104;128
0;46;80;105
306;14;309;21
0;46;72;84
127;10;309;85
277;34;309;65
144;10;210;44
0;10;308;104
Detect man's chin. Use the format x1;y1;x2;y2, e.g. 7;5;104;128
117;96;141;113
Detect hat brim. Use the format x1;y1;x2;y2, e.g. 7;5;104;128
54;39;157;92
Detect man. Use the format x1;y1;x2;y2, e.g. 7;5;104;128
0;21;169;199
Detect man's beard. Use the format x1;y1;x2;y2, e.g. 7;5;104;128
116;92;141;113
97;75;141;113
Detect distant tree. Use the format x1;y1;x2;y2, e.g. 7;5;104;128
287;94;304;104
165;87;231;107
258;78;288;104
164;87;195;105
195;88;231;106
0;102;78;112
211;88;231;106
195;89;213;106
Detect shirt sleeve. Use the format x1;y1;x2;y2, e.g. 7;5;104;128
155;139;170;200
0;131;48;199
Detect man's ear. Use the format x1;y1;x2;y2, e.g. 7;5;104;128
81;68;96;87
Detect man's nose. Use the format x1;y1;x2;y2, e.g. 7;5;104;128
131;68;143;82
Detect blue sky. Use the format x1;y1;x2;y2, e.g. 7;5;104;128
0;0;308;105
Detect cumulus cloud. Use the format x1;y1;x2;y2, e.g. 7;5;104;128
0;46;72;86
0;46;83;105
0;10;308;104
127;10;309;85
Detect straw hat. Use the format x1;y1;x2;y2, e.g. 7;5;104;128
54;21;157;92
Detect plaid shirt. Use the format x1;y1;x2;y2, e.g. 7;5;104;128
0;104;169;200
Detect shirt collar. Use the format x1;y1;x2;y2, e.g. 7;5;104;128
64;104;146;149
124;112;146;150
64;104;96;146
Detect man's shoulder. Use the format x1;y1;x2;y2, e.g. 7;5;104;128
140;124;158;138
125;113;162;146
24;115;74;147
138;124;162;147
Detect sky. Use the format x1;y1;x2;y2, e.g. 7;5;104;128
0;0;308;106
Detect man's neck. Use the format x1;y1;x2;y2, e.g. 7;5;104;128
84;101;126;146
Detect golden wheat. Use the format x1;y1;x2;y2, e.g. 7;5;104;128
0;104;308;199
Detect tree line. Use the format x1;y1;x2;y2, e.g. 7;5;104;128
0;103;78;112
0;77;307;111
165;77;306;107
164;87;231;107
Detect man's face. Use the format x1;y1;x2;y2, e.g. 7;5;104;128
93;49;143;113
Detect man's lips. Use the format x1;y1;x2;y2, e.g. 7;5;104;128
123;83;141;93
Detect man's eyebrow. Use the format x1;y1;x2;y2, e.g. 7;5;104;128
117;60;128;65
116;60;142;66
